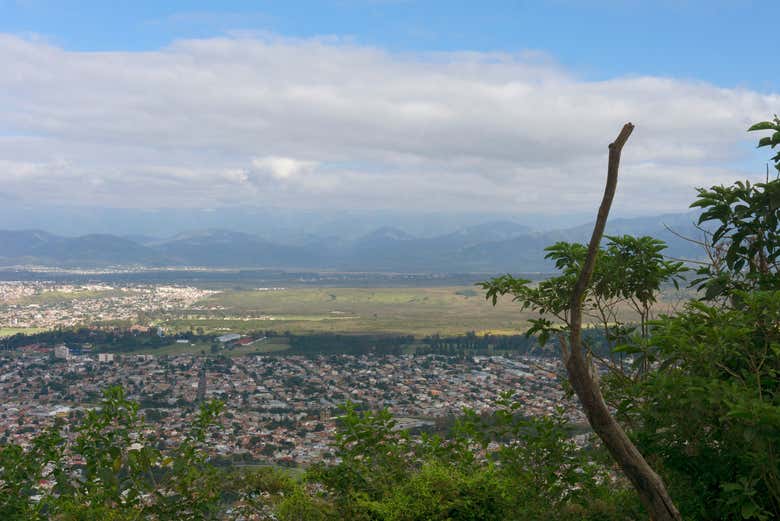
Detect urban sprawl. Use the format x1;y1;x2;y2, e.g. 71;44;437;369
0;280;583;467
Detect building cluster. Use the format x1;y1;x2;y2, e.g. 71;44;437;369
0;282;217;329
0;350;581;466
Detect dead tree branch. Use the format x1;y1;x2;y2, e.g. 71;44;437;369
565;122;682;521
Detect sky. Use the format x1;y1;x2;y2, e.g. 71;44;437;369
0;0;778;221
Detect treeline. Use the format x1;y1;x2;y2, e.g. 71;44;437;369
283;333;411;355
0;326;168;351
2;325;621;358
419;331;535;355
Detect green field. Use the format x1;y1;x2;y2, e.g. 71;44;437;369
159;286;537;336
156;285;689;337
0;327;47;338
2;284;689;342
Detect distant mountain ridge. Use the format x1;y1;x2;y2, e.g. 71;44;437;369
0;212;706;272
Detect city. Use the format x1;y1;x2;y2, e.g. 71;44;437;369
0;347;580;467
0;281;217;330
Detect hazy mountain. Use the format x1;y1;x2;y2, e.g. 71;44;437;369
0;230;163;267
449;212;704;272
0;212;706;272
448;221;532;243
0;203;550;241
120;234;162;245
150;230;319;268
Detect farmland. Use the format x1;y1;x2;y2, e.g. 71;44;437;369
165;286;535;336
2;278;691;340
163;285;689;337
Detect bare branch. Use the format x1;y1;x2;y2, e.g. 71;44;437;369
662;223;709;248
564;123;682;521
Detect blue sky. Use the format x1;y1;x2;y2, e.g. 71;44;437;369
0;1;778;217
2;0;776;91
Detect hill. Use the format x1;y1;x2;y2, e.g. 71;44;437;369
0;212;705;272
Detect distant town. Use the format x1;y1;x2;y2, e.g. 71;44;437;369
0;346;580;467
0;278;589;470
0;281;217;330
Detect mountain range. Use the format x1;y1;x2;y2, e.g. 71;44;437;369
0;212;707;273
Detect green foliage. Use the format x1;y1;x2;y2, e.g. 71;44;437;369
365;462;510;521
480;235;686;366
479;116;780;520
603;119;780;519
308;394;641;520
276;485;330;521
748;115;780;173
627;291;780;520
0;387;293;520
687;118;780;300
690;178;780;299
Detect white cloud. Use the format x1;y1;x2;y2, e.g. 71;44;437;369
251;156;318;180
0;33;776;214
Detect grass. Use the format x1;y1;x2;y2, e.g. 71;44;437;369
161;286;536;336
0;327;47;338
2;284;690;342
157;284;689;337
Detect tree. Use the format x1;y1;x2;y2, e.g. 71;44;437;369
0;387;294;519
481;116;780;520
308;395;639;520
628;291;780;520
482;124;683;520
688;116;780;300
622;118;780;520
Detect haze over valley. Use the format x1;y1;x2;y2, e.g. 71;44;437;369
0;210;705;272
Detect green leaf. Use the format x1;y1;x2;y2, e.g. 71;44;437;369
741;501;758;519
748;121;777;132
612;344;641;354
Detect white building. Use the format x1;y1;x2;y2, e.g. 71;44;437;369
217;333;241;343
98;353;115;363
54;345;70;360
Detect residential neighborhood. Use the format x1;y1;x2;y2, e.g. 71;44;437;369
0;281;217;329
0;349;581;467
